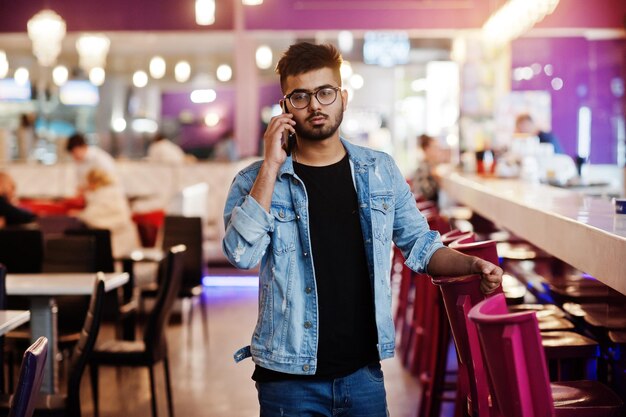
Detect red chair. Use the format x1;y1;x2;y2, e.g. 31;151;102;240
469;293;623;417
441;229;475;246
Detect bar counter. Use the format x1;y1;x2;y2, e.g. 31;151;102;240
441;171;626;295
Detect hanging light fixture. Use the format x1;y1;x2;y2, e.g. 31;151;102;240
27;9;66;67
52;65;68;86
216;64;232;82
195;0;215;25
149;56;166;79
175;61;191;83
242;0;263;5
76;34;110;73
483;0;560;47
89;67;106;86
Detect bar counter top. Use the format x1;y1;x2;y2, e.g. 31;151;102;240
441;171;626;295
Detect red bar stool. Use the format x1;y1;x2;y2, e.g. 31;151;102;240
469;293;623;417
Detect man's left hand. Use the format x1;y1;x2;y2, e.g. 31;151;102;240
471;257;503;294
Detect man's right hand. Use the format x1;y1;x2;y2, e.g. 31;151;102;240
263;112;295;170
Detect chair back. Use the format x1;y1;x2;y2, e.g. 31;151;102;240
36;216;85;236
0;228;43;273
42;235;97;272
66;275;106;417
8;336;48;417
469;293;554;417
441;230;475;246
432;274;496;417
144;245;186;360
449;237;500;266
65;228;115;272
162;216;204;291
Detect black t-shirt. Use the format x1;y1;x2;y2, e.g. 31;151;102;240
253;153;379;382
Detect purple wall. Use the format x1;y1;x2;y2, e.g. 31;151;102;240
161;88;235;150
511;37;626;164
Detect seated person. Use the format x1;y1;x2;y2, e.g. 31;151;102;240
146;132;186;164
66;133;119;193
72;169;140;257
515;113;564;154
0;171;36;228
411;134;443;202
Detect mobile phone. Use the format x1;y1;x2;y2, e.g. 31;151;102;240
281;100;295;156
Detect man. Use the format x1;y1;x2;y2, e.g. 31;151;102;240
0;171;36;227
223;42;502;416
66;133;119;193
146;132;186;164
515;113;564;154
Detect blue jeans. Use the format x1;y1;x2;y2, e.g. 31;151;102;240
256;363;389;416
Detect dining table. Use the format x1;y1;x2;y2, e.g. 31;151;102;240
6;271;129;394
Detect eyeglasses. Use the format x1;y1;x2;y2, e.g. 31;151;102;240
284;86;341;109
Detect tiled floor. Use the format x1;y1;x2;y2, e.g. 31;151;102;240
71;281;423;417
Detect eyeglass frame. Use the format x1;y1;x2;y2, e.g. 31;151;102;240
283;86;342;109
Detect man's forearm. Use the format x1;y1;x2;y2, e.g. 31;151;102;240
426;247;476;277
249;162;280;212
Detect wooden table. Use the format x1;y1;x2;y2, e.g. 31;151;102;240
7;272;129;393
441;172;626;295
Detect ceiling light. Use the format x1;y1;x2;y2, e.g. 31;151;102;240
111;118;127;132
216;64;232;82
338;31;354;53
89;67;106;86
204;113;220;127
242;0;263;5
195;0;215;25
349;74;364;90
175;61;191;83
340;61;353;79
52;65;68;86
133;70;148;88
27;9;66;67
190;89;217;103
76;34;110;72
255;45;273;70
131;118;158;133
14;67;29;86
149;56;166;79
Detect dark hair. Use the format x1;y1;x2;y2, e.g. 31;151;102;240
66;133;87;151
275;42;343;92
419;134;436;151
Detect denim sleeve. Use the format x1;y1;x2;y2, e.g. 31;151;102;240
222;170;274;269
387;156;444;273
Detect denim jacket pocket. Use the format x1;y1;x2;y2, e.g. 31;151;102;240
370;192;394;243
270;205;297;255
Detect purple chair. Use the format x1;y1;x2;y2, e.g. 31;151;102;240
468;293;623;417
9;337;48;417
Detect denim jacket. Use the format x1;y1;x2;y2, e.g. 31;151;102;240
223;138;443;375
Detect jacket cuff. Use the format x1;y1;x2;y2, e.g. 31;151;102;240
405;230;444;273
231;195;274;245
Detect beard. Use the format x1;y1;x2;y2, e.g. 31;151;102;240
294;103;344;142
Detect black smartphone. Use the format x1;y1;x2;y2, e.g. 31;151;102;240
281;100;295;156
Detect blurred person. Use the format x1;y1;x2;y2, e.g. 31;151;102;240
0;171;36;227
73;168;140;257
16;113;35;161
146;132;186;164
515;113;564;154
66;133;119;193
213;129;239;161
223;42;502;416
412;134;443;202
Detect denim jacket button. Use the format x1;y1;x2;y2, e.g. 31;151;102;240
303;252;308;256
302;365;310;372
304;321;312;329
292;179;298;185
278;211;285;218
305;287;312;294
